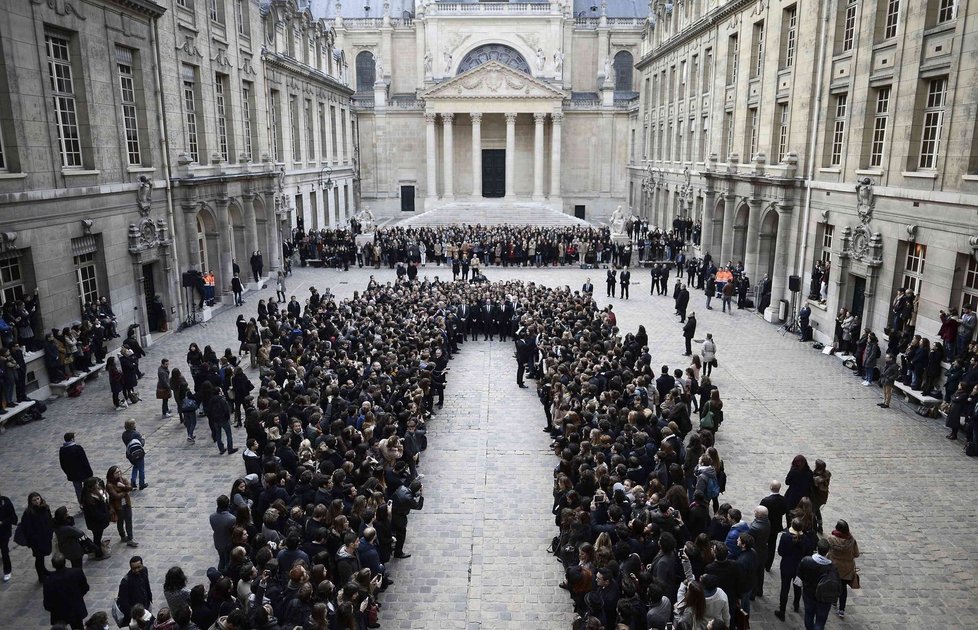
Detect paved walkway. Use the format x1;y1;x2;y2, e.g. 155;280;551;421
0;263;975;629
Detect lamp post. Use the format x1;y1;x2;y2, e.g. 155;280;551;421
641;163;661;224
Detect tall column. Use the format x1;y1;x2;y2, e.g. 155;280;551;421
264;191;282;273
719;193;736;264
745;199;763;275
215;196;231;296
505;112;517;198
769;205;794;306
550;113;563;197
425;113;438;199
182;203;201;271
241;192;259;262
533;113;546;199
701;191;716;255
471;113;482;198
442;113;454;199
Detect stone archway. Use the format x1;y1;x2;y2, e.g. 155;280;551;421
253;194;271;259
732;202;750;266
713;197;726;258
457;44;531;75
758;206;780;281
196;204;219;275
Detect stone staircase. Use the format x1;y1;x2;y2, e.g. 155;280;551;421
396;201;591;228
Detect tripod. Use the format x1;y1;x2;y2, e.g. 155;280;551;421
779;291;800;336
178;286;206;332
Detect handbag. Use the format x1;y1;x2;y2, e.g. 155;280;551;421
156;387;170;400
111;597;126;627
13;522;28;547
850;569;861;590
700;409;716;431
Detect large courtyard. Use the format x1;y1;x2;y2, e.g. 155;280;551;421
0;264;975;629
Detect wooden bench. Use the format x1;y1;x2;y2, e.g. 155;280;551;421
49;361;106;398
893;380;942;408
0;399;38;434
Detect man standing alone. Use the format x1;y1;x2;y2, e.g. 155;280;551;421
619;268;631;300
59;433;93;505
683;313;697;356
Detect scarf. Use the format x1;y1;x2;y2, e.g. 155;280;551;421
831;529;851;539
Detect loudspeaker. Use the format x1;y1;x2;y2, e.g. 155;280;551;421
788;275;801;292
182;271;198;288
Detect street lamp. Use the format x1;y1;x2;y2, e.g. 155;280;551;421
318;166;334;191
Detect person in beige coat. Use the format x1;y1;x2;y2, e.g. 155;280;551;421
827;519;860;619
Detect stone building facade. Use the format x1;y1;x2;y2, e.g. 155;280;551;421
0;0;356;395
314;0;644;220
628;0;978;341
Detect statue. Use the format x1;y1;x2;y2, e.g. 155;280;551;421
136;175;153;216
442;47;453;74
356;206;376;233
610;205;626;236
373;53;384;81
603;56;613;81
855;176;874;222
424;50;433;77
535;47;546;72
553;49;564;74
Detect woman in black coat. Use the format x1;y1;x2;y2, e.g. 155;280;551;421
119;349;140;404
53;506;87;568
21;492;54;580
80;478;110;560
774;517;817;619
946;382;971;440
784;454;814;512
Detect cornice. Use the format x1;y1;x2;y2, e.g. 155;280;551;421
263;52;354;96
636;0;756;70
108;0;167;18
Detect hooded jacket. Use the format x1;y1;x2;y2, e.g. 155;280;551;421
826;532;860;580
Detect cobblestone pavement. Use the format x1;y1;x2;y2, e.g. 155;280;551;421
0;263;975;629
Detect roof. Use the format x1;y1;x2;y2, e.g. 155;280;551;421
310;0;646;19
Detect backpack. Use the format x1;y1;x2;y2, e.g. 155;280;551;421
706;475;721;500
815;564;843;603
126;438;145;463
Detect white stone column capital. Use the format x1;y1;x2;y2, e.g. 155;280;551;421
534;112;548;124
441;113;455;124
504;112;518;124
424;112;437;124
553;112;564;124
470;112;483;124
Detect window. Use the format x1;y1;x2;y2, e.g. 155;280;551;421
304;99;315;161
214;74;229;162
962;257;978;311
690;55;699;96
869;87;890;168
902;243;926;295
74;251;99;310
341;108;348;161
919;77;947;170
289;96;300;162
355;51;375;93
666;121;673;161
751;21;765;79
938;0;957;23
319;103;328;160
269;89;281;161
829;93;848;166
679;61;686;100
242;81;254;160
722;111;733;158
0;257;25;306
676;120;683;162
182;65;201;162
820;224;835;263
235;0;249;36
842;0;857;52
782;6;797;68
703;49;713;93
330;105;338;160
727;35;739;85
208;0;224;24
196;216;209;272
746;107;759;159
613;51;634;92
776;103;789;162
116;47;141;166
46;33;83;168
177;0;190;6
699;117;708;161
883;0;900;39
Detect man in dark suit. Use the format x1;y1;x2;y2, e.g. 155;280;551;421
655;366;676;402
500;300;515;342
676;284;691;323
683;312;697;356
59;432;93;505
481;301;494;341
457;302;470;342
619;268;631;300
116;555;153;627
43;553;89;630
606;269;617;298
659;263;670;295
582;278;594;295
210;495;236;572
760;481;789;571
516;335;533;388
649;266;659;296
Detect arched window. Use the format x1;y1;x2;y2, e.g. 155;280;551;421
614;50;634;92
457;44;531;75
355;51;375;93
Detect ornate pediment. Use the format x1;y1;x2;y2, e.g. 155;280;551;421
422;61;566;101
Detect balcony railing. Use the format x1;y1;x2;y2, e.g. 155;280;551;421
431;2;556;15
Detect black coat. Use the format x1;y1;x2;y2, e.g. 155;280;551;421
59;443;93;482
118;568;153;623
43;567;89;624
205;393;232;425
21;505;53;556
0;495;17;541
683;316;696;339
760;492;788;533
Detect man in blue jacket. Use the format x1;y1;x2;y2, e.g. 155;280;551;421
357;527;391;590
725;508;750;559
